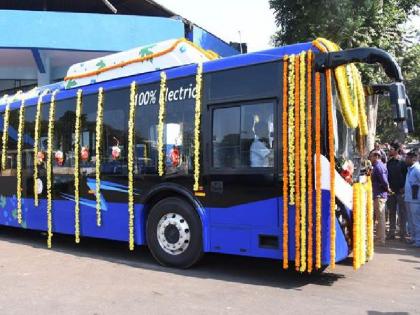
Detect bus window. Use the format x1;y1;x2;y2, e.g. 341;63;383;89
212;102;274;169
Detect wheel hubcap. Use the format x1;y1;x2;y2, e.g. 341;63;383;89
157;213;190;255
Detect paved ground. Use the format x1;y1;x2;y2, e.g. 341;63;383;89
0;227;419;315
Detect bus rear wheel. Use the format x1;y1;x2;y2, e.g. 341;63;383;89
146;197;203;268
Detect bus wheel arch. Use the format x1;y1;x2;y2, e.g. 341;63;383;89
142;186;210;267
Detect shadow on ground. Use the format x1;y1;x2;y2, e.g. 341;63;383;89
0;226;346;289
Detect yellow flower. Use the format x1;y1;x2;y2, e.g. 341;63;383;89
157;72;167;177
74;89;83;244
128;81;137;251
16;98;26;225
193;63;203;192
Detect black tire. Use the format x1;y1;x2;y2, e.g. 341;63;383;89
146;197;203;268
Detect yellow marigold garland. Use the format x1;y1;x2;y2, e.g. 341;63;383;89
95;87;104;226
315;72;322;270
1;94;10;172
16;98;26;225
360;182;367;265
307;50;314;273
157;72;167;177
287;55;296;206
47;90;59;248
128;81;137;251
352;182;361;270
299;52;307;272
33;90;48;207
353;67;368;136
193;63;203;191
366;176;374;260
74;89;83;244
294;55;301;271
282;56;289;269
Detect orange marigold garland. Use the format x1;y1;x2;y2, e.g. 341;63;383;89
299;52;307;272
282;56;289;269
326;69;336;269
294;54;301;271
315;72;322;269
306;50;314;273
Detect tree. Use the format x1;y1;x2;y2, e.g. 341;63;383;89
270;0;419;148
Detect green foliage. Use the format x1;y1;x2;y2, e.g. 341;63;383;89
270;0;419;140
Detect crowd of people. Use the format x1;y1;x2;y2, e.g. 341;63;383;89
369;142;420;248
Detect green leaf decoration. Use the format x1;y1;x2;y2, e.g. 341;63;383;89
139;45;156;58
66;80;77;89
96;60;106;70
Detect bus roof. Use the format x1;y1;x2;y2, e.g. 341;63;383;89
0;41;315;111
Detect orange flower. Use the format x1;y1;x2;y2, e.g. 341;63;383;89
282;56;289;269
307;50;314;273
294;55;301;271
315;72;322;270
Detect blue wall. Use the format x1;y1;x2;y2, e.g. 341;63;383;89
0;10;186;51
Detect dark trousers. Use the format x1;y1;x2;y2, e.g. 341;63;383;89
387;193;407;237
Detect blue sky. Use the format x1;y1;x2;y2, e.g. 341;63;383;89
156;0;277;52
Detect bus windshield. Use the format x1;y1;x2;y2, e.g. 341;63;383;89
331;81;358;166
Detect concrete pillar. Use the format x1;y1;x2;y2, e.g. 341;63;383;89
37;51;51;87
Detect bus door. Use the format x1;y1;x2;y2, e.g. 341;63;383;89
205;99;281;256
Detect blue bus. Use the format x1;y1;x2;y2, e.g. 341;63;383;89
0;38;412;271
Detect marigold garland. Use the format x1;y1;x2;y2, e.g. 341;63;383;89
352;183;361;270
360;182;367;265
1;94;10;172
74;89;83;244
299;52;307;272
282;56;289;269
306;50;314;273
366;176;374;260
294;54;301;271
287;55;296;206
46;90;59;248
128;81;137;251
16;98;26;225
326;69;336;269
157;72;167;177
33;90;48;207
95;87;104;226
193;63;203;191
315;72;322;270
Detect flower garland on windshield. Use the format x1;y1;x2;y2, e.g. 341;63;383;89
74;89;83;244
315;72;322;270
16;98;26;225
47;90;59;248
352;182;361;270
128;81;137;251
306;50;314;273
157;72;167;177
282;56;289;269
326;69;336;269
366;177;374;260
1;94;10;172
95;87;104;226
294;54;301;271
287;55;296;206
193;63;203;191
33;90;48;207
299;52;307;272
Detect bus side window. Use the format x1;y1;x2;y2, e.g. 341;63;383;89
212;102;274;169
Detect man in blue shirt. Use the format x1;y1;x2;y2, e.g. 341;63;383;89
404;150;420;247
370;150;391;245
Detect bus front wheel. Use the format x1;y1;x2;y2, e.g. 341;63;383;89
146;197;203;268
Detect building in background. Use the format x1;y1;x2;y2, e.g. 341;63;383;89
0;0;239;94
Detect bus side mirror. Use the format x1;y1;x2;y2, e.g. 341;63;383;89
389;82;407;121
406;106;415;133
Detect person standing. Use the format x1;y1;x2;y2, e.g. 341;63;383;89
386;143;407;240
370;150;391;246
404;151;420;247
